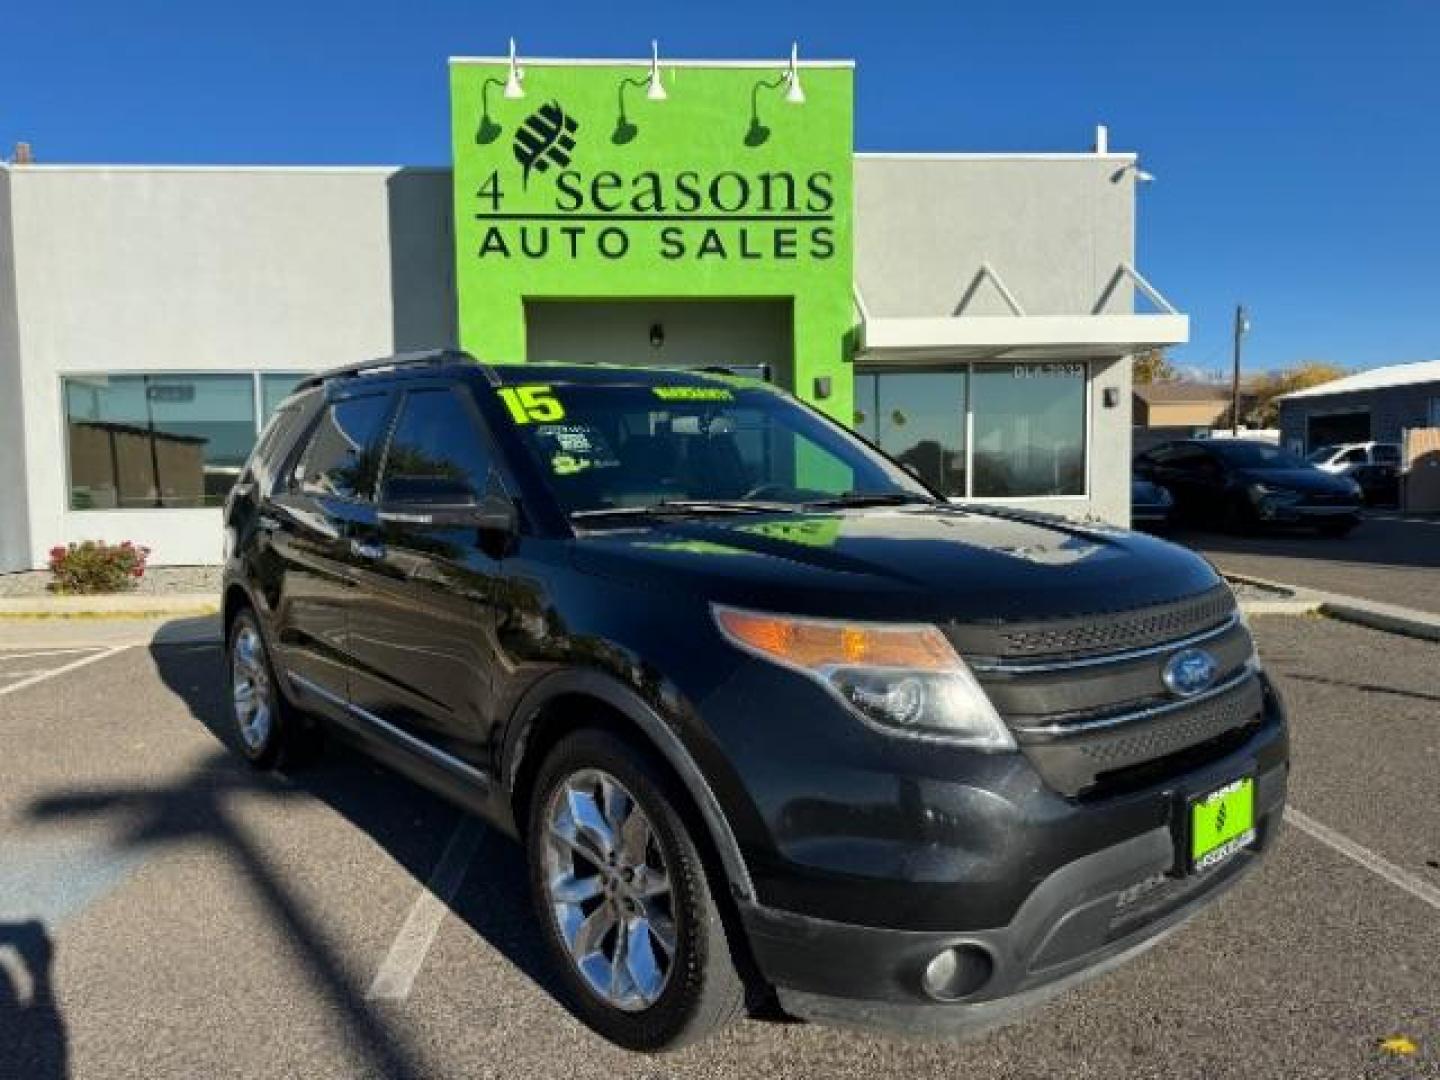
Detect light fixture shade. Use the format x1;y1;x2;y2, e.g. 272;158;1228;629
647;40;668;101
785;41;805;104
504;37;525;99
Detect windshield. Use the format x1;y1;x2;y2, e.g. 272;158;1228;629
1208;441;1308;469
1305;445;1340;463
496;381;933;517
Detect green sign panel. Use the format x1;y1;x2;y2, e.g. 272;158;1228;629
449;58;856;420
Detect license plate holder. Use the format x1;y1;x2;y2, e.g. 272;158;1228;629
1184;776;1257;873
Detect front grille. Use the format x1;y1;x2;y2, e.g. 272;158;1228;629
963;586;1267;798
948;585;1236;662
1017;676;1265;797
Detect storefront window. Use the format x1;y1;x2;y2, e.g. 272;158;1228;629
64;374;257;510
876;371;967;497
262;373;310;423
858;363;1086;499
971;363;1086;497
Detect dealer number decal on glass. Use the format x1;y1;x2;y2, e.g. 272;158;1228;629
498;385;566;424
1012;363;1084;378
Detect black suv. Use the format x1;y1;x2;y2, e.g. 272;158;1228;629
222;352;1288;1050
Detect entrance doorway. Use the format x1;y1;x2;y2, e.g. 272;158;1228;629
523;299;792;387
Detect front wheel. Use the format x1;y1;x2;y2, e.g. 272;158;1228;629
526;730;745;1051
227;608;322;769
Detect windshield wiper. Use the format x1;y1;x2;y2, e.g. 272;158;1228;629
803;491;937;509
570;499;797;521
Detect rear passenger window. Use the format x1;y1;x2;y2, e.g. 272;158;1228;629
296;394;393;500
379;389;492;504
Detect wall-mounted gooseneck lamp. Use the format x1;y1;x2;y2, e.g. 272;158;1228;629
646;39;668;101
746;42;806;147
476;38;526;144
649;323;665;349
783;41;805;105
614;40;668;145
503;37;525;99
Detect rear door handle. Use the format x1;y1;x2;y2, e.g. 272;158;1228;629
350;538;385;561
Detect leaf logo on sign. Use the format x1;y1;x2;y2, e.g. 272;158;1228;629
513;100;579;188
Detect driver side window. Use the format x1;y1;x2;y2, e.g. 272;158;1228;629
379;388;494;505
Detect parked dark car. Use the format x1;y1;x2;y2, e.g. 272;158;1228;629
1134;438;1363;536
222;353;1288;1050
1131;476;1176;529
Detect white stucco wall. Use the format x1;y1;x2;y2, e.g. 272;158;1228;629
854;155;1141;524
3;165;456;568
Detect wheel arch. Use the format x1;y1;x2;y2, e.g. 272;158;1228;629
503;669;756;905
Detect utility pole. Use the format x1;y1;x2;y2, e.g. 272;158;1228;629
1230;304;1249;435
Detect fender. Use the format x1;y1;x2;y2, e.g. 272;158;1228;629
502;667;756;903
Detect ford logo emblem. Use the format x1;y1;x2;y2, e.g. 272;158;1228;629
1163;648;1218;697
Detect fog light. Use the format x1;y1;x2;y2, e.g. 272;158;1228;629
921;944;994;1001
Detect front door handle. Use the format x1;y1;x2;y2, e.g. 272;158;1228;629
350;538;385;561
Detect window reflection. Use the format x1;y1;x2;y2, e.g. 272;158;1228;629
65;375;256;510
857;363;1087;499
972;364;1086;497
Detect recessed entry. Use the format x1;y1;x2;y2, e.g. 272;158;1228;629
524;299;793;386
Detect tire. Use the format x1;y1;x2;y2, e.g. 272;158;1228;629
226;607;323;770
525;729;746;1051
1318;516;1358;538
1223;496;1257;536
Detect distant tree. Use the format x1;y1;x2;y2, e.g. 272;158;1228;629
1132;348;1179;384
1229;361;1348;428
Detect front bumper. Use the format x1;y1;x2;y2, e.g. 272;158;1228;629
1255;499;1360;523
739;754;1287;1036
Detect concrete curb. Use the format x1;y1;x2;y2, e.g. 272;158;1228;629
1317;601;1440;644
1222;571;1440;642
0;593;220;619
1221;573;1323;617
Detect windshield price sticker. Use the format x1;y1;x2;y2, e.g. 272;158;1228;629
652;386;735;402
498;385;566;424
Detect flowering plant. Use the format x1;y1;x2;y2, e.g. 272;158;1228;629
46;540;151;594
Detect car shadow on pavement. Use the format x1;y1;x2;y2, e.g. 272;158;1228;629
0;920;67;1080
24;640;572;1076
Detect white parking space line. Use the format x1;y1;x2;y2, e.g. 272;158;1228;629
0;645;129;697
0;647;103;662
1285;807;1440;913
1365;513;1440;526
367;816;487;1001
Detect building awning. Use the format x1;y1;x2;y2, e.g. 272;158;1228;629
854;262;1189;362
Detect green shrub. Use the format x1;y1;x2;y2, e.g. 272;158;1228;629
46;540;151;594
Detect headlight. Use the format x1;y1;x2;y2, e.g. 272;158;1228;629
712;605;1015;750
1248;482;1302;503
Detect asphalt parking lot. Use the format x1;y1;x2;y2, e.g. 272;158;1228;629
2;615;1437;1079
1173;514;1440;615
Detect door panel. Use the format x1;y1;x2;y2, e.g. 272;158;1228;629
265;391;395;702
346;385;504;767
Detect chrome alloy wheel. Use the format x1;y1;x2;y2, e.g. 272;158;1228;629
542;769;676;1011
231;624;273;752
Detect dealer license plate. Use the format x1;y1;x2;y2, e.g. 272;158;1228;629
1189;777;1256;872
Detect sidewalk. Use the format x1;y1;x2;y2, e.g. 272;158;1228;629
0;592;219;619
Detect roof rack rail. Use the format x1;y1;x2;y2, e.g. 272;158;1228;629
297;349;477;391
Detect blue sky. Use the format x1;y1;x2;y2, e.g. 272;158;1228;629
5;1;1437;375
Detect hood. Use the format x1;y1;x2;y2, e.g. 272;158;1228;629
1234;466;1356;494
571;505;1222;624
